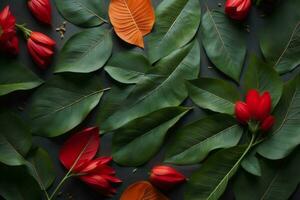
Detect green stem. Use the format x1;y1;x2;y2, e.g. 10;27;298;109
48;172;73;200
15;24;31;39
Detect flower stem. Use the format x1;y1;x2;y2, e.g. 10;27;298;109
48;172;73;200
15;24;31;39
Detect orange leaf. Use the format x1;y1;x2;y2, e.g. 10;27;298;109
120;181;169;200
109;0;155;48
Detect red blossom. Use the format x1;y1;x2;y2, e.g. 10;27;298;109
225;0;251;20
27;31;55;69
28;0;52;25
0;6;19;55
235;101;251;124
149;165;186;190
260;115;275;132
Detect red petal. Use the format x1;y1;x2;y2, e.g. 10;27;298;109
246;89;260;118
80;157;113;173
260;115;275;132
28;0;51;24
80;175;117;196
235;101;251;124
256;92;272;121
30;31;55;47
59;127;100;173
27;39;47;67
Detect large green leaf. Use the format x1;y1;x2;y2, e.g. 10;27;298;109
241;150;262;176
243;55;283;109
234;148;300;200
145;0;201;63
55;28;112;73
185;143;253;200
27;74;105;137
54;0;107;27
257;74;300;160
201;10;247;81
105;51;150;84
187;78;240;115
101;41;200;133
164;114;242;165
0;112;31;166
26;148;56;191
0;58;43;96
259;0;300;74
112;107;189;166
0;165;41;200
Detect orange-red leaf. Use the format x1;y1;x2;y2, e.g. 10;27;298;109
120;181;169;200
109;0;155;48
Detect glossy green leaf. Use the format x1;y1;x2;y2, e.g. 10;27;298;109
0;112;31;166
243;55;283;109
201;10;247;81
0;58;43;96
112;107;189;166
101;41;200;133
105;51;150;84
241;150;262;176
234;148;300;200
185;143;253;200
55;28;112;73
259;0;300;74
0;165;41;200
27;74;105;137
164;114;242;165
54;0;107;27
26;148;56;190
187;78;240;115
257;74;300;160
146;0;201;63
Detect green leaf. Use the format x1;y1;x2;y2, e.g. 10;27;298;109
201;10;247;82
234;148;300;200
26;148;56;190
187;78;240;115
164;114;243;165
0;165;41;200
257;74;300;160
243;55;283;109
0;112;31;166
95;84;134;130
54;0;107;27
145;0;201;63
101;41;200;132
112;107;189;166
0;58;43;96
105;51;150;84
259;0;300;74
27;74;105;137
185;141;253;200
55;28;112;73
241;150;262;176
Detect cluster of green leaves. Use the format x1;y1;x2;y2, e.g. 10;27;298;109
1;0;300;199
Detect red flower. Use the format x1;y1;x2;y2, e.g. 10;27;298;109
260;115;275;132
28;0;51;25
235;89;275;133
149;165;186;190
225;0;251;20
27;31;55;69
0;6;19;55
235;101;251;124
59;127;121;197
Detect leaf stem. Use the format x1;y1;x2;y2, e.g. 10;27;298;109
15;24;31;39
48;172;72;200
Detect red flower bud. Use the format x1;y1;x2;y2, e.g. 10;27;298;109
260;115;275;132
149;165;186;190
27;31;55;69
246;89;260;117
235;101;251;124
28;0;51;25
0;6;19;55
225;0;251;20
255;91;271;121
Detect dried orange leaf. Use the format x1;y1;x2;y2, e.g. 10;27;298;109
120;181;169;200
109;0;155;48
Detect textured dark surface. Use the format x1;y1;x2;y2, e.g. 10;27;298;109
0;0;299;200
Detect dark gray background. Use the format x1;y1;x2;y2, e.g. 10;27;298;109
0;0;299;199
